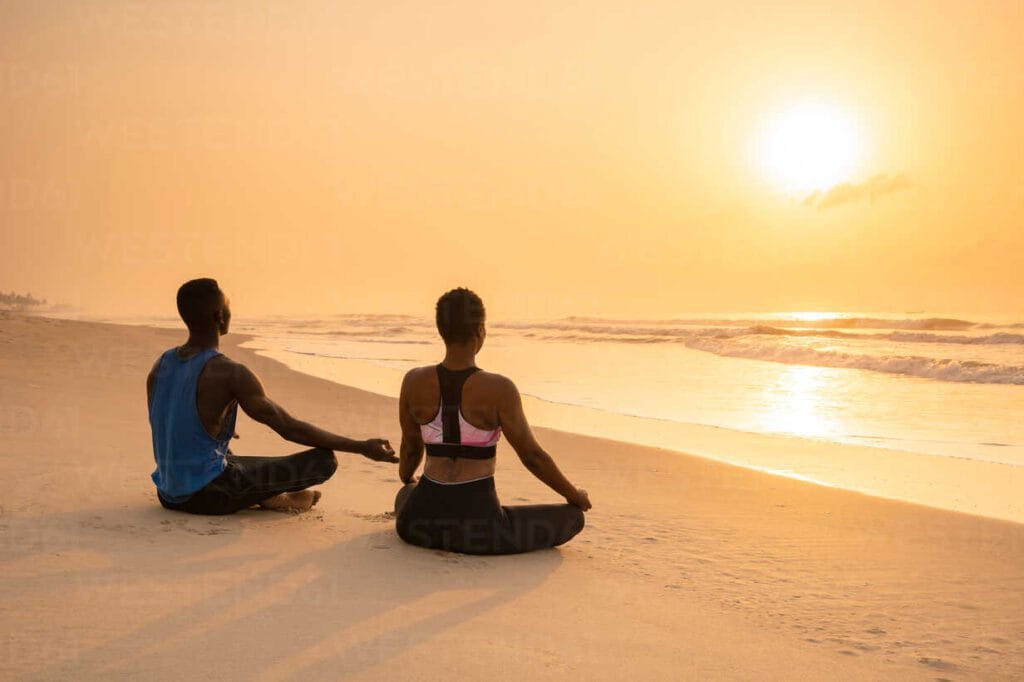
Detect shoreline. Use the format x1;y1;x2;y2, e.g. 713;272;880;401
244;339;1024;526
2;313;1022;680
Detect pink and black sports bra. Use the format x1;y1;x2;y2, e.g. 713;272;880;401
421;364;501;460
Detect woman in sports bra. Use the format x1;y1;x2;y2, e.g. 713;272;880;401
394;287;591;555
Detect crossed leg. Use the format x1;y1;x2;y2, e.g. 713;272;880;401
160;447;339;515
259;489;323;512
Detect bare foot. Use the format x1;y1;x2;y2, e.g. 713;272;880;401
258;489;322;513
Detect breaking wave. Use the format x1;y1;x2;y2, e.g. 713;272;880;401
681;338;1024;385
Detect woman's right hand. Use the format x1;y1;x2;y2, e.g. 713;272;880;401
568;488;592;511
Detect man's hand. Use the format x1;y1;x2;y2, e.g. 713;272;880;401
568;487;592;511
360;438;398;463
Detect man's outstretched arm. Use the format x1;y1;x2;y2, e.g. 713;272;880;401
231;361;396;462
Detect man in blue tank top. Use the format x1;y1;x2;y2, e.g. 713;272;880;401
147;278;397;514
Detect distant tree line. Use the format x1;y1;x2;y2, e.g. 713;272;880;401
0;291;47;310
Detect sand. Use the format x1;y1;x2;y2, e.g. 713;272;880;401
1;312;1021;680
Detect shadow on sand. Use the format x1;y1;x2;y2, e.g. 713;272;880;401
5;502;564;680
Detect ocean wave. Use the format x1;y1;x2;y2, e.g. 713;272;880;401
515;324;1024;383
682;337;1024;385
499;315;991;333
743;325;1024;346
287;349;418;362
249;315;1024;385
518;324;1024;347
280;326;433;340
978;322;1024;329
760;316;978;331
886;331;1024;345
255;314;1022;341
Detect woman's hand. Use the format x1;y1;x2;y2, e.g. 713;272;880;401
568;487;592;511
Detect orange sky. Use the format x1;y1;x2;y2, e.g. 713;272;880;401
2;1;1021;318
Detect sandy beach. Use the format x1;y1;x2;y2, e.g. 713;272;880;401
1;313;1021;681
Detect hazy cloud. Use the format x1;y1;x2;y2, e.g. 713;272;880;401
802;173;911;210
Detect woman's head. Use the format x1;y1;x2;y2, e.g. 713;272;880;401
435;287;486;350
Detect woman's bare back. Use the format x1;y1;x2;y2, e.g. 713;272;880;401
403;364;504;482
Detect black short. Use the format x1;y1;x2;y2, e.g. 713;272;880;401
158;448;338;515
394;476;585;555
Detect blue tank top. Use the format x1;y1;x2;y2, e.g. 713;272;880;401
149;347;236;502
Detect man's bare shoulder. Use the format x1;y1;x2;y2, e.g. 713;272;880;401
202;353;249;382
205;353;237;368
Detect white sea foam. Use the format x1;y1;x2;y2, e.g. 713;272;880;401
680;337;1024;385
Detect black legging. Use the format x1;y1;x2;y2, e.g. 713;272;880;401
394;476;585;555
158;448;338;515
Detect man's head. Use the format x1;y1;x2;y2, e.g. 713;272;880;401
435;287;486;350
176;278;230;335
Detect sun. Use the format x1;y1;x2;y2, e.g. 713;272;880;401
755;100;864;194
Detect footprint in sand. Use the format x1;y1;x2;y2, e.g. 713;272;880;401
185;524;231;536
973;645;1000;654
917;657;958;672
432;550;491;568
347;510;394;522
83;517;138;533
167;520;233;536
